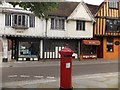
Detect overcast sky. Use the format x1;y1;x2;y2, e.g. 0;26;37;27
66;0;104;5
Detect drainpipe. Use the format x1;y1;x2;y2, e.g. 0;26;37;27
45;18;48;38
43;18;48;61
78;40;80;61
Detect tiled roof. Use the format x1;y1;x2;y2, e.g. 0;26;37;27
48;2;99;17
86;3;99;16
48;2;79;17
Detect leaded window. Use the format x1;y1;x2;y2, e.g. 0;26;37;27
51;18;65;30
5;14;11;26
108;1;119;9
106;19;120;32
76;20;85;31
29;15;35;27
12;14;28;29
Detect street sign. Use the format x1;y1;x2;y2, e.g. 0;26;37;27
115;41;120;45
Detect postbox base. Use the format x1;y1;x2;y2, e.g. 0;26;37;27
59;87;73;90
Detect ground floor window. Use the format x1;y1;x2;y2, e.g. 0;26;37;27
106;38;114;52
81;44;96;54
19;41;39;57
43;39;78;59
44;40;78;53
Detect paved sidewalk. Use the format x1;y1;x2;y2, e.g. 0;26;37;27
2;72;119;89
0;59;118;67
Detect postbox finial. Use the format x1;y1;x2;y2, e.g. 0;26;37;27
66;43;68;48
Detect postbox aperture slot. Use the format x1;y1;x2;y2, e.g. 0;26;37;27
64;55;72;58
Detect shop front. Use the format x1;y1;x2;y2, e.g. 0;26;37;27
9;37;41;61
43;39;78;59
80;40;100;60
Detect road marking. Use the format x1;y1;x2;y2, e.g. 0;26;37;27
8;75;17;78
2;79;57;87
46;76;55;79
34;76;44;78
20;75;30;78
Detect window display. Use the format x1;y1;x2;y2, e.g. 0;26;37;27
19;42;39;57
81;45;96;54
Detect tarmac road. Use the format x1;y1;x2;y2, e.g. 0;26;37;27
2;62;118;83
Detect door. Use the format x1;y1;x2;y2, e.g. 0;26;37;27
97;38;103;58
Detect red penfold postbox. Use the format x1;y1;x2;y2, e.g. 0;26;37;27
59;44;74;90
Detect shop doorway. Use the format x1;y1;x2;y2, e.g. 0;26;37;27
97;38;103;58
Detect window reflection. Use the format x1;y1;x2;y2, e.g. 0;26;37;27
19;42;39;57
81;45;96;54
108;1;119;9
106;19;120;32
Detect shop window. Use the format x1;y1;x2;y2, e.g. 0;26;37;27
76;20;85;31
19;42;39;56
106;38;114;52
44;40;77;53
81;44;96;54
68;41;78;53
51;18;65;30
44;40;55;52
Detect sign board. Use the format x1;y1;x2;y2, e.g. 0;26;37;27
16;30;24;33
66;63;70;68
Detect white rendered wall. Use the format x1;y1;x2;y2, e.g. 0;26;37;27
67;20;93;38
0;15;44;37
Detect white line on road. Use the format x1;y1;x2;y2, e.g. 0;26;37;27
20;75;30;78
2;79;57;87
46;76;55;79
34;76;44;78
8;75;17;78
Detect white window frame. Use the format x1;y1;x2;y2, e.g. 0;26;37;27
108;1;119;9
51;17;65;30
29;15;35;28
12;14;28;29
76;20;85;31
5;14;11;26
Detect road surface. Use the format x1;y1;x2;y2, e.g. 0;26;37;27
2;62;118;83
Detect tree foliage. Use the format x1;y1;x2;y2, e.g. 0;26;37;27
9;2;58;18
